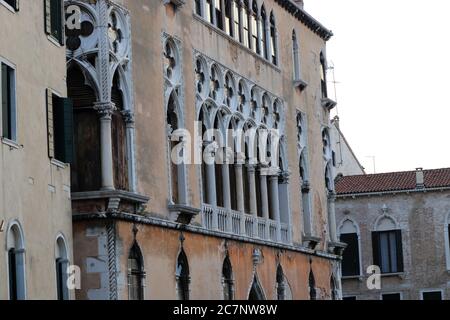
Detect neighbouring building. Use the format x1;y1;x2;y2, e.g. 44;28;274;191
66;0;347;300
0;0;73;300
336;168;450;300
330;116;365;178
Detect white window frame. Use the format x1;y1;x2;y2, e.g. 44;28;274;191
0;0;17;13
5;219;27;300
420;289;444;300
0;57;18;143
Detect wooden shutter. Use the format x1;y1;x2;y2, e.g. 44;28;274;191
395;230;404;272
46;89;55;159
62;98;74;164
372;231;381;269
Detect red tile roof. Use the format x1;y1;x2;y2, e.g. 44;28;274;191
335;168;450;195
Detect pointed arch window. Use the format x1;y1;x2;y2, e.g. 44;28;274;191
269;12;278;65
250;1;259;54
276;265;286;300
309;271;317;300
222;256;234;300
128;241;145;300
242;0;250;48
176;249;191;300
260;7;268;59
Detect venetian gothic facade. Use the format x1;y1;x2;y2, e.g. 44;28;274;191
0;0;344;300
66;0;345;300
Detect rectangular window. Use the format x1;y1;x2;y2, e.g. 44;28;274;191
251;16;258;53
422;291;443;300
224;0;232;36
45;0;64;44
382;293;401;300
242;9;249;47
233;1;240;42
215;0;223;30
340;233;360;277
1;62;16;141
343;296;357;301
2;0;19;11
372;230;404;274
46;89;74;163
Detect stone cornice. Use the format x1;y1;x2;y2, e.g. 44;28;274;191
275;0;333;41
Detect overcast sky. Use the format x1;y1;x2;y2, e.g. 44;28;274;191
306;0;450;174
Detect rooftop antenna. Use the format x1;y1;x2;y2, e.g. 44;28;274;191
327;60;340;116
365;156;377;174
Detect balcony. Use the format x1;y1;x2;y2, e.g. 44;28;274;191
202;204;290;244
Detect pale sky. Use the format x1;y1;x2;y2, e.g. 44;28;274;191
306;0;450;174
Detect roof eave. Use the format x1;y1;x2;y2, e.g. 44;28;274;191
275;0;334;41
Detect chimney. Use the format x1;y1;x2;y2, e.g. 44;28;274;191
293;0;304;9
415;168;424;189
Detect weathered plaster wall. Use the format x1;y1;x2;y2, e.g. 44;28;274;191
0;1;73;299
125;0;332;250
336;191;450;300
74;219;336;300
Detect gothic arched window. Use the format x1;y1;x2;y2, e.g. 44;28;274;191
222;256;234;300
176;249;191;300
128;241;145;300
276;265;286;300
260;6;268;59
269;12;278;65
242;0;250;47
309;271;317;300
250;1;259;54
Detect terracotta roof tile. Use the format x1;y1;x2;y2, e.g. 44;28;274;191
335;168;450;195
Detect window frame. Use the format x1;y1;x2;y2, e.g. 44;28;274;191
372;229;404;274
0;0;19;12
45;0;65;45
1;59;17;143
420;289;444;301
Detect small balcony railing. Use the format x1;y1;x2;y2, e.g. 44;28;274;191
201;204;290;244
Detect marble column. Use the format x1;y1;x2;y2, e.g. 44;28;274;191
269;173;281;242
95;102;116;191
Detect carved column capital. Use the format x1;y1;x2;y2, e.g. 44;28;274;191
121;110;135;125
94;101;116;119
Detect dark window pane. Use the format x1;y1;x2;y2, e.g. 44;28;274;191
340;233;360;276
382;293;401;300
422;291;442;301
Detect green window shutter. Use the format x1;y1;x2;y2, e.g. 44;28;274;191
62;98;74;164
44;0;51;35
46;89;55;159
